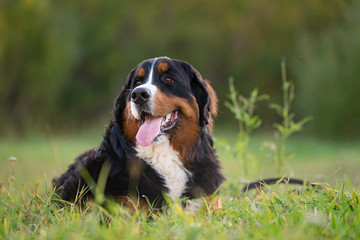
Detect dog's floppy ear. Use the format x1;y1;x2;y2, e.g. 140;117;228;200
182;62;218;128
114;68;136;119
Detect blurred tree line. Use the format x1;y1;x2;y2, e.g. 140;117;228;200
0;0;358;139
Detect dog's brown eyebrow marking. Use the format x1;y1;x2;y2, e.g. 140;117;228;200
157;62;169;73
137;67;146;77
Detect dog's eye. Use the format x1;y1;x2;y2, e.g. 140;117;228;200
165;77;175;83
135;80;142;86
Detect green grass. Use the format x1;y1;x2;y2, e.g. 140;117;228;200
1;174;360;239
1;130;360;239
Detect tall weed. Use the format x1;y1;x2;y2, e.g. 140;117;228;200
268;58;312;175
224;77;268;177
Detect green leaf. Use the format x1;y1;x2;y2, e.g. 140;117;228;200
270;103;283;116
257;94;270;101
250;88;259;99
273;123;285;134
298;116;313;126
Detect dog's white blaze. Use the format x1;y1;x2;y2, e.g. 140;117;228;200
130;58;158;120
130;101;141;119
141;59;158;96
135;138;191;201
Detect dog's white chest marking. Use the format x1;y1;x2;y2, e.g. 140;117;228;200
135;138;190;201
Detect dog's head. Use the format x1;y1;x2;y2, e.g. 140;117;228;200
116;57;217;150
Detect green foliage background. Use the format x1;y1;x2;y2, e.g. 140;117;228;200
0;0;358;138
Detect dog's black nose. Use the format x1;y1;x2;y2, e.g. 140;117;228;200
131;88;151;105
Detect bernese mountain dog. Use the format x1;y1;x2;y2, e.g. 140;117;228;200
53;57;226;210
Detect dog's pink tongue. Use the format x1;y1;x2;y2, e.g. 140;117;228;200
136;117;163;146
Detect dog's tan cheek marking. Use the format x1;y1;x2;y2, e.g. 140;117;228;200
157;62;169;73
122;101;140;143
152;90;201;162
170;116;200;162
152;91;199;121
137;67;146;77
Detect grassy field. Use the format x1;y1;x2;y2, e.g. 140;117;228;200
1;129;360;239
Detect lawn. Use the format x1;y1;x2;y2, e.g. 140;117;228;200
1;128;360;239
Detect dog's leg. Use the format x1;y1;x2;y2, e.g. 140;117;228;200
52;163;90;202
